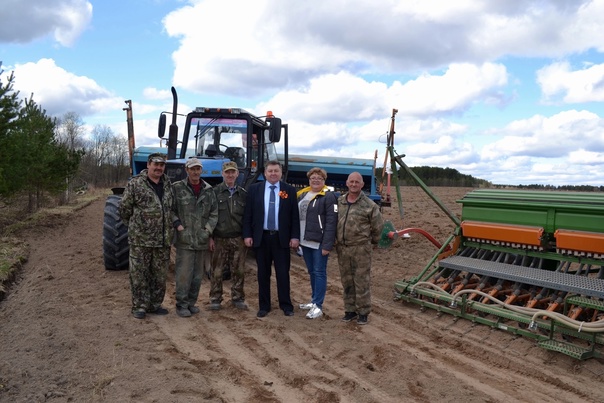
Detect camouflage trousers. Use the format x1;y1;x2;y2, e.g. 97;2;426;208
175;248;207;309
210;237;248;303
129;244;170;313
336;243;372;315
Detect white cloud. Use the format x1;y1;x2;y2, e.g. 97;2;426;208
387;63;508;117
537;61;604;103
397;118;467;143
255;72;388;124
143;87;172;101
568;149;604;165
163;0;604;97
0;0;92;46
470;109;604;185
404;136;476;166
12;58;122;117
250;64;505;157
481;110;603;160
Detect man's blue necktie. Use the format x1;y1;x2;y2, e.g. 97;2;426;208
267;185;277;230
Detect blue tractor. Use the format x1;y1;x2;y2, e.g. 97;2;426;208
102;87;381;270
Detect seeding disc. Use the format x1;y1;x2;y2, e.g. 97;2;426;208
378;220;396;249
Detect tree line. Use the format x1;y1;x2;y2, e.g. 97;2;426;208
500;183;604;192
376;166;491;188
0;65;130;212
377;165;603;192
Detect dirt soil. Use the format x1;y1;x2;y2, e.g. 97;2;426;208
1;186;604;402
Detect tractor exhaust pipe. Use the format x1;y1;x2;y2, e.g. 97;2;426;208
167;86;179;160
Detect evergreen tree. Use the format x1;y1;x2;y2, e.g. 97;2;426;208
0;67;82;207
14;96;81;211
0;65;23;196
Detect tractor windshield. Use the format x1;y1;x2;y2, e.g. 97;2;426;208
191;118;248;167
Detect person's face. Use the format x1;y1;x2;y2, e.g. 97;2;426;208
222;169;238;186
264;164;282;184
346;173;364;196
147;161;166;181
187;165;202;183
309;173;325;192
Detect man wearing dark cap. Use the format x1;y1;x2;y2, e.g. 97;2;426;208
120;152;175;319
209;161;249;310
172;158;218;317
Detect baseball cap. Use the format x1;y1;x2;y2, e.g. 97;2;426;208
148;153;167;163
222;161;238;172
185;158;203;168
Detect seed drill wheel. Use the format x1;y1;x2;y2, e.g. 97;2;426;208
378;220;396;249
103;195;129;270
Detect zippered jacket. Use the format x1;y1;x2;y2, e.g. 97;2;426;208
297;186;338;251
172;179;218;250
119;169;175;248
213;182;247;238
336;191;383;246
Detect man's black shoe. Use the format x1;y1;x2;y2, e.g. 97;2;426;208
257;310;269;318
284;310;294;316
149;307;169;315
341;311;358;322
132;310;145;319
232;300;248;310
357;314;368;325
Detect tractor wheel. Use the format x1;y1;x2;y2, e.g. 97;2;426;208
103;195;129;270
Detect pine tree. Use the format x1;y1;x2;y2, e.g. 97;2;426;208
0;65;23;196
16;96;81;211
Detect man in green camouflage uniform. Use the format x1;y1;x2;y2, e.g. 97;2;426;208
172;158;218;317
336;171;384;325
208;161;249;310
119;153;175;319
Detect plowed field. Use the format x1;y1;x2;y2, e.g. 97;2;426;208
1;187;603;402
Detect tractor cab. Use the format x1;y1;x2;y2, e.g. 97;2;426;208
157;100;284;187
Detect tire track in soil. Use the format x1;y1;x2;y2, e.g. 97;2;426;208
156;297;396;402
156;257;409;403
155;313;310;402
153;315;262;402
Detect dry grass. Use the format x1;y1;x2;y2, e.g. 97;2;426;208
0;187;109;299
0;238;28;294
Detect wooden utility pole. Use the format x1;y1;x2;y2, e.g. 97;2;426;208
380;108;398;207
123;100;135;177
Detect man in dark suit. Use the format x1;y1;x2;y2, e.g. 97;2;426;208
243;160;300;318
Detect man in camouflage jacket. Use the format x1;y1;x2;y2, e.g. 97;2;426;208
172;158;218;318
119;153;175;319
208;161;248;310
336;172;384;325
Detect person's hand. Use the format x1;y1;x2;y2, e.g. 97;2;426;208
290;239;300;249
244;237;253;247
177;225;184;231
321;249;330;256
209;238;215;252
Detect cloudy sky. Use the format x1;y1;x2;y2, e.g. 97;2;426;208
3;0;604;186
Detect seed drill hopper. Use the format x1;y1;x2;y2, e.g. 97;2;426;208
388;156;604;360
